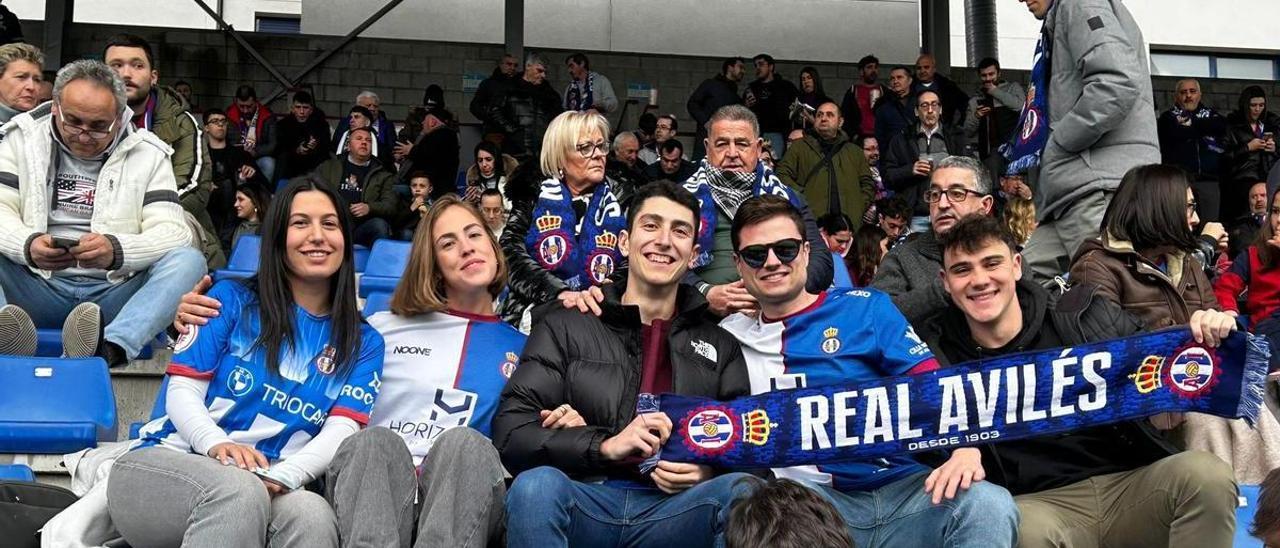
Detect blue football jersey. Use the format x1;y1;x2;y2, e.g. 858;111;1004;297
720;289;938;492
138;280;385;461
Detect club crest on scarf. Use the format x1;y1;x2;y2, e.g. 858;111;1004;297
1002;26;1051;175
1129;344;1220;398
682;405;738;456
525;178;625;290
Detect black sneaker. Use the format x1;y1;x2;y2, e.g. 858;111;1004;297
62;302;102;359
0;304;37;356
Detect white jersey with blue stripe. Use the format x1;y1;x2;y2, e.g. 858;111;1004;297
720;289;939;492
138;280;385;461
367;309;526;467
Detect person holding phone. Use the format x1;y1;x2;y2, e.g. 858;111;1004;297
1222;85;1280;222
108;178;384;548
272;90;332;181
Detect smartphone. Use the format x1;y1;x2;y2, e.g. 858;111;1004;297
50;236;78;250
1265;132;1275;141
252;467;290;490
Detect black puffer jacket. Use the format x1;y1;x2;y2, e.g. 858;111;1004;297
488;78;562;160
492;281;751;478
1222;111;1280;184
917;280;1177;496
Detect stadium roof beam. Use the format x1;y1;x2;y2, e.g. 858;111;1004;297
505;0;524;65
42;0;72;71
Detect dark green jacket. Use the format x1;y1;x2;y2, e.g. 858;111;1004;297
314;156;400;220
149;85;220;264
776;131;876;226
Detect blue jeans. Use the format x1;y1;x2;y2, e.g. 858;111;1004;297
0;246;207;359
809;471;1018;548
506;466;754;548
255;156;276;182
353;217;392;248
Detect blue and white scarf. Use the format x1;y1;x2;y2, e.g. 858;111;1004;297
1002;25;1052;175
682;161;804;269
524;177;626;291
658;328;1269;468
565;72;596;112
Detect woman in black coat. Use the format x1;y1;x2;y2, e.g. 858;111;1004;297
1221;85;1280;221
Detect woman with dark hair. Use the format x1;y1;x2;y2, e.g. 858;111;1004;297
847;224;888;287
795;67;831;129
225;180;272;251
463;140;519;207
817;211;854;257
1222;85;1280;221
108;178;384;548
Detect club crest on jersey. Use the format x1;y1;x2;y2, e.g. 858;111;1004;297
682;406;737;456
316;345;337;375
500;351;519;379
228;366;255;397
821;327;841;354
172;325;198;354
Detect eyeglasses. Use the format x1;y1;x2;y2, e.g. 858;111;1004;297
736;238;803;269
205;119;228;126
924;188;985;203
56;109;115;142
575;141;610;158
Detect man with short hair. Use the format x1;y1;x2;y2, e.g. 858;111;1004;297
203;109;266;247
334;90;397;164
1159;78;1228;222
271;90;332;180
688;57;745;161
840;54;890;140
721;195;1018;547
873;155;993;324
912;53;968;128
873;66;916;151
776;100;876;223
1229;181;1269;257
172;80;194;110
496;181;755;548
875;196;911;241
963;57;1024;175
860;136;888;223
639;114;679;165
918;214;1239;548
884;90;963;233
471;53;520;145
643;139;697;182
1013;0;1160;283
489;51;562;160
683;104;832;316
563;52;618;114
0;42;43;125
224;84;275;179
0;60;206;363
314;126;398;247
104;34;217;257
743;54;798;159
606;130;648;189
479;188;506;238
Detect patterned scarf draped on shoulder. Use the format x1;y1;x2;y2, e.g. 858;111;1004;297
682;160;804;268
524;176;626;291
566;72;596;112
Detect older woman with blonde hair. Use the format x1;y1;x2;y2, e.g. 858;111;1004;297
499;110;633;329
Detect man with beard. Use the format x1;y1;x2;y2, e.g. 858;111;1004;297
912;54;969;129
777;100;876;224
873;66;917;153
963;57;1024;176
840;54;891;140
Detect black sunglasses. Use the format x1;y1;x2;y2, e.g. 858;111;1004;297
736;238;803;269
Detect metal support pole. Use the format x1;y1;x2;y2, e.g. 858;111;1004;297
965;0;999;66
190;0;293;89
504;0;525;63
42;0;73;71
920;0;952;69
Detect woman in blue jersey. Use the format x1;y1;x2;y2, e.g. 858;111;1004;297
107;177;385;548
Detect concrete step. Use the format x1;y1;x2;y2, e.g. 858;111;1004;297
109;347;169;442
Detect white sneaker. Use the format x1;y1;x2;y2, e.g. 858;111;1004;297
0;304;37;356
62;302;102;358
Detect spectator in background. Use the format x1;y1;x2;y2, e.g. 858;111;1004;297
1222;86;1280;223
860;136;888;218
396;171;432;240
638;114;679;165
643;139;697;183
314;127;399;247
225;85;275;180
848;223;889;287
471;53;520;146
744;54;798;159
776;100;876;223
964;57;1024;177
725;478;854;548
203;109;267;240
0;60;206;362
817;212;854;258
480;188;507;239
884;91;962;233
0;42;42;125
873;156;994;325
226;180;270;252
463;140;518;208
1003;196;1037;246
334;105;393;168
172;80;195;111
1253;466;1280;546
1229;181;1269;257
1013;0;1160;284
1216;185;1280;329
490;51;562;161
333;91;396;164
875;196;911;241
873;66;916;152
1158;79;1227;222
563;52;618;114
273;90;332;180
408;108;461;201
912;53;968;128
795;66;831;129
606;130;647;191
687;57;745;161
841;55;889;141
35;78;52;104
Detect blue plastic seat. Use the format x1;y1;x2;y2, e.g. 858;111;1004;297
35;329;160;359
354;244;371;273
358;240;412;297
1236;484;1263;547
363;292;392;318
455;169;468;195
213;234;261;282
0;356;116;453
0;464;34;481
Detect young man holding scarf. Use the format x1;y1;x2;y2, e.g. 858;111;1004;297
918;214;1239;546
720;195;1018;547
683;104;832;317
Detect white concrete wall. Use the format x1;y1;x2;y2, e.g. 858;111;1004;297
5;0;301;31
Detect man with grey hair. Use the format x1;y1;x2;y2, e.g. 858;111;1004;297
335;90;395;167
489;51;562;160
605;130;647;188
872;155;994;324
682;104;832;316
0;59;206;364
0;42;42;125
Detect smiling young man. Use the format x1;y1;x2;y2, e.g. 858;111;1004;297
719;195;1017;548
916;214;1239;547
495;180;754;548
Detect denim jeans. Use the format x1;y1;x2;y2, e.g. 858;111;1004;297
809;470;1019;548
256;156;277;183
0;246;206;359
506;466;754;548
353;217;393;248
